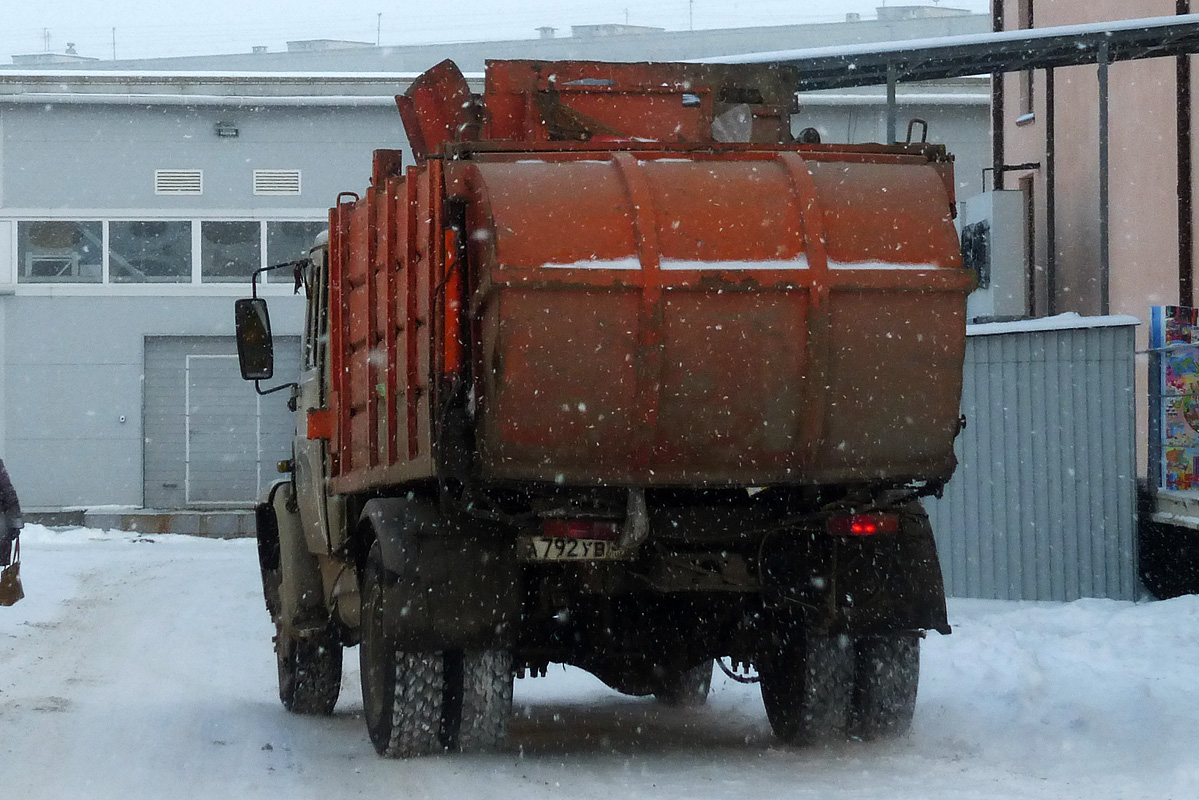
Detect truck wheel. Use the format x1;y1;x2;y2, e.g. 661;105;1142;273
849;633;920;741
655;660;714;707
360;543;446;758
445;649;514;752
276;623;342;715
759;632;854;745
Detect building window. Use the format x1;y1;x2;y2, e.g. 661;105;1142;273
266;221;325;283
12;217;323;286
201;221;261;282
1018;0;1035;118
109;220;192;283
267;221;325;264
961;220;992;290
16;221;103;283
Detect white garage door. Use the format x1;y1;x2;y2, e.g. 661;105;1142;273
144;336;299;508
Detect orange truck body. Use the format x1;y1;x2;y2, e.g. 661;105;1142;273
325;59;972;495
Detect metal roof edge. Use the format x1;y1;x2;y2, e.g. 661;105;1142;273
0;69;432;81
0;70;486;99
0;93;405;107
966;313;1141;337
0;70;484;93
697;13;1199;90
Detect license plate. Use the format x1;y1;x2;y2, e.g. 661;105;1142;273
522;536;626;561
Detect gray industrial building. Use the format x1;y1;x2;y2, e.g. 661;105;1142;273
0;8;989;522
0;77;411;518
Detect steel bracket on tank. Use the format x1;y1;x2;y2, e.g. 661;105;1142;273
776;151;832;474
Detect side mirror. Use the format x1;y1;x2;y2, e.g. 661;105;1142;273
235;298;274;380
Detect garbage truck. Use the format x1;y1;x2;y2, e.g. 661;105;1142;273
234;58;972;757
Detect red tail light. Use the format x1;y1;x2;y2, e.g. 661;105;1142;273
542;519;621;540
827;513;900;536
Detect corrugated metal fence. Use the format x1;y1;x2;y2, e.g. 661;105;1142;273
924;316;1139;601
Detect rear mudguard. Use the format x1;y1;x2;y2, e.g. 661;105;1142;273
359;497;519;650
839;509;951;635
759;504;951;636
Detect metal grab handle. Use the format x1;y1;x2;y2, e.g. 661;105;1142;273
906;118;929;144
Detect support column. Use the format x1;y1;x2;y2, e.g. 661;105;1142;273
992;0;1006;191
886;62;898;144
1180;1;1194;306
1046;67;1057;316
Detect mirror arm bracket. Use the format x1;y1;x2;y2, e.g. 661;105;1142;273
254;380;298;399
250;258;310;299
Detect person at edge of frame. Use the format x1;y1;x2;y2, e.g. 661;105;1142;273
0;455;23;567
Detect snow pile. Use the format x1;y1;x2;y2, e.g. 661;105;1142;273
919;597;1199;797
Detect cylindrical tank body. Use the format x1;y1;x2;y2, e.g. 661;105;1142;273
461;146;973;487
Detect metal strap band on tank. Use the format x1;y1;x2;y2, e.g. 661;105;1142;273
612;152;665;476
777;152;831;473
776;152;830;281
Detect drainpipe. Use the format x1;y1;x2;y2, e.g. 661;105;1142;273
886;61;898;143
1098;39;1111;316
992;0;1005;191
1180;0;1194;307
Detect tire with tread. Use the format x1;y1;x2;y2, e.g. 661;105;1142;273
655;660;714;707
360;542;446;758
849;633;920;741
276;624;342;715
446;649;514;752
759;632;854;745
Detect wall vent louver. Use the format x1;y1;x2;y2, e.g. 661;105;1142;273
154;169;203;195
253;169;302;196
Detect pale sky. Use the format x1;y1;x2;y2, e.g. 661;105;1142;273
0;0;991;62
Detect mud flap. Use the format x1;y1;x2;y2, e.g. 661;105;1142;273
360;497;519;650
835;511;951;636
759;504;950;636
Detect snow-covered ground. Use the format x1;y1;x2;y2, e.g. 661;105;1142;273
1;525;1196;800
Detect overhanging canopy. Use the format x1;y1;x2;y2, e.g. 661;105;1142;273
702;14;1199;90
